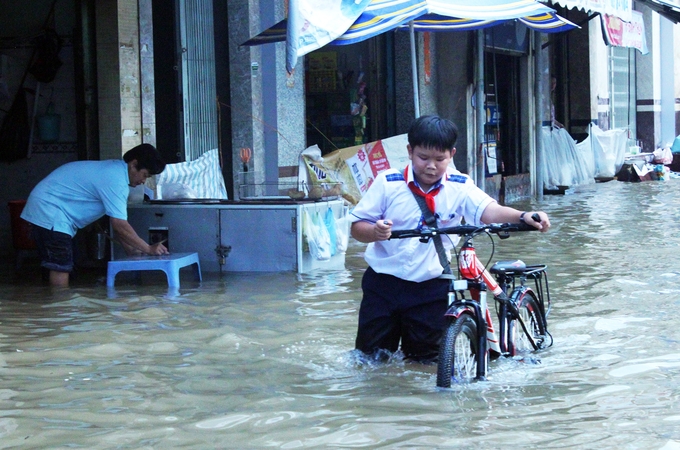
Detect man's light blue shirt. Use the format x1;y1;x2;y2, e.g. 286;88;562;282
21;160;130;237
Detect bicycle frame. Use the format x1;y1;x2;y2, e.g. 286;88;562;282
495;264;551;354
442;235;546;379
389;221;550;383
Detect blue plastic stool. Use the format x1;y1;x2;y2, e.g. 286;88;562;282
107;252;202;288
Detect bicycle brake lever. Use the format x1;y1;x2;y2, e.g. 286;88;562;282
532;213;541;223
498;231;510;240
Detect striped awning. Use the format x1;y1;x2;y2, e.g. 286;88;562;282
243;0;578;47
392;12;577;35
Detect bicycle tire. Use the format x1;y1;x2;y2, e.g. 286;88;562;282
508;289;547;356
436;314;479;387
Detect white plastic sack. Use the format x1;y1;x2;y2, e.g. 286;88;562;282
589;124;628;178
156;149;228;199
542;126;596;189
323;208;338;257
653;147;673;165
157;182;198;200
303;209;331;261
334;210;350;253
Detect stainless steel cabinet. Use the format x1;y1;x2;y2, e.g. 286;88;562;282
118;200;346;273
116;205;221;271
219;207;297;272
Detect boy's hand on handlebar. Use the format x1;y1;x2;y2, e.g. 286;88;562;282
374;219;393;241
524;211;551;232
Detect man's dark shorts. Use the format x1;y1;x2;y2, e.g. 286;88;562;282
355;267;449;362
31;225;74;273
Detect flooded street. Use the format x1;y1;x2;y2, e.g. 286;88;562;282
2;180;680;449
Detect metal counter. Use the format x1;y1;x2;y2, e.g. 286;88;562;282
116;199;347;273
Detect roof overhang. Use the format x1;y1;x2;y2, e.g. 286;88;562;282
549;0;633;21
635;0;680;22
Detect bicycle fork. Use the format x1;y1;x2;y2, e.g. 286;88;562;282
459;243;540;358
474;286;488;380
446;287;488;381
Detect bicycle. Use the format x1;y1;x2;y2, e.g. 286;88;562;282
390;216;553;387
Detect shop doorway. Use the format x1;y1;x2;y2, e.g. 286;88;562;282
484;51;524;177
304;36;392;155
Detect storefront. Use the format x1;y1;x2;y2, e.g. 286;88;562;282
304;36;393;155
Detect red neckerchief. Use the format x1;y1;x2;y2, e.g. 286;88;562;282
404;165;442;214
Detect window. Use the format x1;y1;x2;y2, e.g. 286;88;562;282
609;46;636;134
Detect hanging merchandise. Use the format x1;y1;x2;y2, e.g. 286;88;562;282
323;207;338;257
484;142;498;175
334;208;351;254
303;209;331;261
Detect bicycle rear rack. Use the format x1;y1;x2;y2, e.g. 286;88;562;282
523;264;551;320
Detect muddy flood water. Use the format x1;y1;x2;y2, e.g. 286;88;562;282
1;180;680;449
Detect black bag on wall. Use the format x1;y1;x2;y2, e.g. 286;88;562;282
29;28;63;83
0;88;30;163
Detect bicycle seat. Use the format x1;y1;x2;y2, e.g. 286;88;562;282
490;259;526;275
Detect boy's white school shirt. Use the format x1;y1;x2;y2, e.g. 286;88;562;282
350;165;495;283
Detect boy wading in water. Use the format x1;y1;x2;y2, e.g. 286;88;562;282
350;115;551;362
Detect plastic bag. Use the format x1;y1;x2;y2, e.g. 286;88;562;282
323;208;338;256
303;210;331;261
653;146;673;165
335;211;351;253
157;182;198;200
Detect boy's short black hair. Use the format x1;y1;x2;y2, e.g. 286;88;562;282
123;143;166;175
407;115;458;151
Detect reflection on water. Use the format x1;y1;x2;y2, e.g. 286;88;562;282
2;181;680;448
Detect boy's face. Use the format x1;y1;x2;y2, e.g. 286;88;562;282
407;144;454;191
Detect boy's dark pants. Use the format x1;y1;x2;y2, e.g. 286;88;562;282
355;267;449;362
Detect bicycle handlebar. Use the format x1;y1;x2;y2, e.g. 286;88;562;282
389;217;539;240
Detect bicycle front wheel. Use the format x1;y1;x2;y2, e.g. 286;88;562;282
436;314;478;387
508;289;547;356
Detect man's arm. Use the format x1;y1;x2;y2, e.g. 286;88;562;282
110;217;169;255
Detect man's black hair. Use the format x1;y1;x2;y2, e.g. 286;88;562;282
407;115;458;151
123;143;166;175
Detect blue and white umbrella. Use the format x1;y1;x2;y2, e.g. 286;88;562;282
244;0;577;46
244;0;578;115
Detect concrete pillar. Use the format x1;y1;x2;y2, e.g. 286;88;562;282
139;0;155;147
534;31;550;199
659;17;675;146
636;9;660;152
395;31;416;132
227;0;305;198
96;0;142;159
475;30;485;190
635;10;678;151
589;19;610;131
436;31;472;173
675;21;680;138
